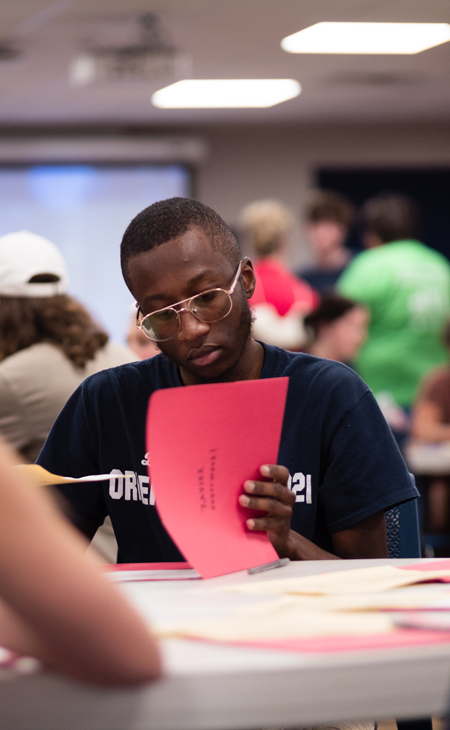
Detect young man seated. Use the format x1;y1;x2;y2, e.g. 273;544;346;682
37;198;418;563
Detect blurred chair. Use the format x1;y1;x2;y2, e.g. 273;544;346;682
416;475;450;558
385;499;421;559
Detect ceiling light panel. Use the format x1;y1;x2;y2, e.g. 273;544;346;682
281;22;450;55
151;79;301;108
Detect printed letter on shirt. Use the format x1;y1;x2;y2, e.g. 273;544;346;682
109;469;124;500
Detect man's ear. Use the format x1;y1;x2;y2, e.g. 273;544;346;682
240;257;256;299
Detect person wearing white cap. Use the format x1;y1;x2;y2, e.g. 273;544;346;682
0;230;137;466
0;230;69;299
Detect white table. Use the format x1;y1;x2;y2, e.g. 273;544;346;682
405;440;450;475
2;558;450;730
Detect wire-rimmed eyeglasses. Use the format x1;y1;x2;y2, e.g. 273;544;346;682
136;262;242;342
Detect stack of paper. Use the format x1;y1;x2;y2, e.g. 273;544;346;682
152;563;450;648
218;564;450;595
155;607;394;642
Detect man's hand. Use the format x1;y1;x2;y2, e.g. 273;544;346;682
238;466;389;562
238;465;295;558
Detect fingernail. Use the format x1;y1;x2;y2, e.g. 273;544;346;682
244;481;255;492
239;495;250;506
260;465;271;476
247;519;255;529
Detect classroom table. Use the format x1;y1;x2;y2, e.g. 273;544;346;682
405;440;450;475
403;441;450;554
2;558;450;730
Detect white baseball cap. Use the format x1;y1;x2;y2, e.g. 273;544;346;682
0;230;69;298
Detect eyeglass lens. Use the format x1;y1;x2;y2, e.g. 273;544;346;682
141;289;233;342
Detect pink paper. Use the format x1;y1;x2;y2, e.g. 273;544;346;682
191;628;450;654
401;560;450;573
146;378;289;578
400;560;450;582
105;562;193;571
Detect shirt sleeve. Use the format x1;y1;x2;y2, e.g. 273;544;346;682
319;389;419;534
37;384;107;539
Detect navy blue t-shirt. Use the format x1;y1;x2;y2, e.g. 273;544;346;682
37;344;418;562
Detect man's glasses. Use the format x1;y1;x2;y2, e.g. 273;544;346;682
136;262;242;342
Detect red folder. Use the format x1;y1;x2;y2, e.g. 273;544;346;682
146;377;288;578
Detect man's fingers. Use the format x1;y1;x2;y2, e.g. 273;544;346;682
243;479;295;505
246;516;287;531
260;464;290;484
240;464;293;554
238;494;292;516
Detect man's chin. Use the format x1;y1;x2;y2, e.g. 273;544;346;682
179;356;239;385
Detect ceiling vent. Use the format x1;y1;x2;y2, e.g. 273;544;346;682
69;14;191;86
327;72;425;87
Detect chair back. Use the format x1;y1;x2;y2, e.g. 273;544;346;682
385;498;420;558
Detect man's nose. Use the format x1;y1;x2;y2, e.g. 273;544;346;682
177;309;210;340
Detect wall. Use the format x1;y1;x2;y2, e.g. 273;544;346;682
194;122;450;267
1;121;450;269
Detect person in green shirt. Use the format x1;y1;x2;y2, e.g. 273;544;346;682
338;192;450;425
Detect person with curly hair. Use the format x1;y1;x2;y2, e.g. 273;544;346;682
0;230;137;463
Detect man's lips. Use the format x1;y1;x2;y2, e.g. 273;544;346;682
188;345;221;367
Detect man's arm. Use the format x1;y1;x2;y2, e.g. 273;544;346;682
331;510;388;558
238;464;388;560
0;437;161;686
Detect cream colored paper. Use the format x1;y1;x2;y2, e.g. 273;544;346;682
155;608;394;642
154;570;450;643
16;464;120;487
218;565;450;596
231;586;450;615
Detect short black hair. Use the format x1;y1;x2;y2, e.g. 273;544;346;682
360;192;420;243
120;197;240;289
304;189;355;228
304;294;359;338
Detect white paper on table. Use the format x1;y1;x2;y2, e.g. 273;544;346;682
106;569;201;583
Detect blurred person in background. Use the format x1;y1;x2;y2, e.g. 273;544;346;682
0;435;161;686
297;189;356;294
127;304;160;359
338;192;450;441
411;318;450;534
303;294;369;366
239;199;318;350
0;230;137;464
0;230;137;563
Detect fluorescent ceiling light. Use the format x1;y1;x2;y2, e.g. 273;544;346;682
152;79;301;108
281;22;450;55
